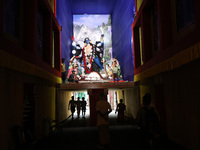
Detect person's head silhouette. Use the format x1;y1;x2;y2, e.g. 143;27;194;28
143;93;151;106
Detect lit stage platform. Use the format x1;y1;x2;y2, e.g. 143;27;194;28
58;71;135;90
57;81;135;90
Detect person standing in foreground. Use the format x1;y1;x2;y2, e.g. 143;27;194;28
96;93;112;149
136;93;161;150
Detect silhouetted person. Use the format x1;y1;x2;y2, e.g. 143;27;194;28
76;97;81;118
96;93;112;149
136;93;161;150
115;99;126;124
68;96;76;120
81;97;87;118
61;58;67;83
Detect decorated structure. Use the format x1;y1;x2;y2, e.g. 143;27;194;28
68;35;123;82
65;14;123;83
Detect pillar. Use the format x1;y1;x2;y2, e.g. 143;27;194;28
87;89;108;126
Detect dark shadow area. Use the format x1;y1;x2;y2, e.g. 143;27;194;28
33;118;140;150
33;114;186;150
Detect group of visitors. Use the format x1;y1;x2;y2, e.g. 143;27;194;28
68;96;87;120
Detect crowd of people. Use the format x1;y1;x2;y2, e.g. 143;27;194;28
68;96;87;120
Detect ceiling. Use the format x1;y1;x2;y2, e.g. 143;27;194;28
69;0;118;14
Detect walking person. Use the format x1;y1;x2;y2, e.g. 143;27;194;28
115;99;126;124
96;93;112;149
76;97;81;118
81;97;87;119
68;96;76;120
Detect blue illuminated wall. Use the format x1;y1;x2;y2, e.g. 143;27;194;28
56;0;73;70
112;0;135;81
56;0;135;81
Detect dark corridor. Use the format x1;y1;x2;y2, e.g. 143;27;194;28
33;114;186;150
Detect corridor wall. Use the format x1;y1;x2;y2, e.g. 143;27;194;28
0;0;62;148
116;90;123;103
138;58;200;150
56;0;73;71
56;90;72;122
0;67;58;149
163;59;200;150
35;79;57;138
124;87;140;118
112;0;135;81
